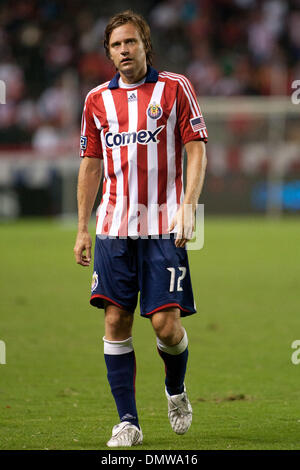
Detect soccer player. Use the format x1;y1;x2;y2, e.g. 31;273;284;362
74;10;207;447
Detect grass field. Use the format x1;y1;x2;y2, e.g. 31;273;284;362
0;216;299;450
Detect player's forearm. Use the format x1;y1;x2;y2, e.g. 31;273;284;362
183;140;207;209
77;157;102;232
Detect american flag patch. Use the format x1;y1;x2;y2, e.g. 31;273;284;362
190;115;206;132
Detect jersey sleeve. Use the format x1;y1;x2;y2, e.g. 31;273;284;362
176;77;208;145
79;93;103;159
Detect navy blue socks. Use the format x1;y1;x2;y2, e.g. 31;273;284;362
157;328;189;396
103;337;139;429
103;329;188;431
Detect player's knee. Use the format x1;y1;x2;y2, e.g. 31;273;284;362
151;311;183;346
156;328;177;346
105;306;133;338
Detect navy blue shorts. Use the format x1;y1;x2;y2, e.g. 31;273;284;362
90;235;196;318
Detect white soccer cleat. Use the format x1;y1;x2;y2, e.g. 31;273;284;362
165;385;193;434
106;421;143;447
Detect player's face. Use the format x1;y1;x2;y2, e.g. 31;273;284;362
109;23;147;84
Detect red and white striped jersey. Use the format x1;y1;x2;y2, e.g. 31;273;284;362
80;66;208;237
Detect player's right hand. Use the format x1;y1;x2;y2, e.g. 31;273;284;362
74;231;92;266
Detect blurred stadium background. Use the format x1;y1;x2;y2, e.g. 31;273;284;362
1;0;300;451
0;0;299;219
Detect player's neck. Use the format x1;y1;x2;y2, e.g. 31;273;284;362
119;75;146;89
119;63;147;85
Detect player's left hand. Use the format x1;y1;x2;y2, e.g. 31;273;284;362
168;204;195;248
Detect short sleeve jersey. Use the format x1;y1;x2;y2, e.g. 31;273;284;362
80;66;208;237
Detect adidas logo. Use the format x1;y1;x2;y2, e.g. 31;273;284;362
128;92;137;102
121;413;136;421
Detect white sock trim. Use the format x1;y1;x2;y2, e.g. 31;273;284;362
156;328;188;356
103;336;134;355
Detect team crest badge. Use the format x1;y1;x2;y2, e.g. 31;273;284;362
147;102;162;120
91;271;98;292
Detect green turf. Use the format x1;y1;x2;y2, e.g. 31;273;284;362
0;216;299;450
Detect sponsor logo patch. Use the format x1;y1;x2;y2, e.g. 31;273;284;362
80;135;87;150
105;125;165;149
147;102;162;120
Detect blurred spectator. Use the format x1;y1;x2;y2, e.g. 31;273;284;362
32;122;61;151
0;0;298;150
149;0;180;30
0;59;25;102
289;11;300;60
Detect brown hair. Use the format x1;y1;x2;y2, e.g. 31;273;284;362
104;10;153;66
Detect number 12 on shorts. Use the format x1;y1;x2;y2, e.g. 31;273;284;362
167;267;187;292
